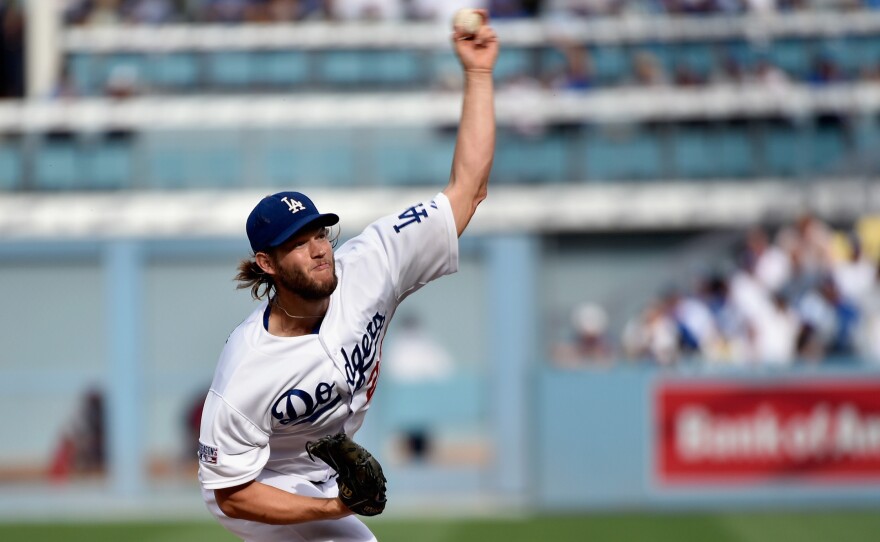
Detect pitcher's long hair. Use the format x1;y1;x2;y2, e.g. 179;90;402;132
235;257;274;300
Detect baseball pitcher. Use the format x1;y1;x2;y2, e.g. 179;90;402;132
197;12;499;542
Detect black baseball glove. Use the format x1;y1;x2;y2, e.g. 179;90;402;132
306;433;387;516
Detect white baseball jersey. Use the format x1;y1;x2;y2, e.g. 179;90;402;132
198;192;458;495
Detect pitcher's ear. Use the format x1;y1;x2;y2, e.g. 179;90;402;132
255;251;276;276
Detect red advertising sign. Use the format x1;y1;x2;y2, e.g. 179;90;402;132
656;380;880;485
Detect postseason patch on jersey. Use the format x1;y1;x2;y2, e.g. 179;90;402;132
198;442;218;465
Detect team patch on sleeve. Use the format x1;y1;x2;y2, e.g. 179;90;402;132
393;203;429;233
198;442;218;465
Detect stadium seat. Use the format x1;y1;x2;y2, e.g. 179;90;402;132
584;125;663;181
672;124;718;179
371;129;456;185
672;43;715;81
66;53;99;96
260;51;310;88
722;40;759;73
206;51;256;88
671;122;759;179
146;143;189;189
820;38;857;77
430;51;462;87
717;124;757;178
767;39;813;79
297;146;356;185
260;131;356;187
591;46;630;86
34;135;82;190
190;145;244;188
492;48;532;83
761;120;807;178
540;47;568;78
86;136;133;189
808;118;848;174
151;53;200;90
370;139;412;185
853;116;880;156
318;50;366;86
0;144;21;190
851;35;880;74
263;146;302;186
143;131;245;189
418;134;459;184
372;50;424;87
493;132;568;183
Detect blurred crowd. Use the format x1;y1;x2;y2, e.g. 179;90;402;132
28;0;874;100
54;4;880;99
506;46;875;97
555;215;880;368
62;0;880;26
47;42;875;102
62;0;532;24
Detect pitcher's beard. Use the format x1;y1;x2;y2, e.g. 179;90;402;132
276;260;338;300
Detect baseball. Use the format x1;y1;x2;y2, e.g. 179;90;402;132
453;8;483;36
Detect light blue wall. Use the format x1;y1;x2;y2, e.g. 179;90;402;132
3;235;879;512
536;366;880;510
537;367;651;508
0;236;493;494
0;256;105;464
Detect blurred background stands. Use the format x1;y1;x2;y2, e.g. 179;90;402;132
2;0;880;524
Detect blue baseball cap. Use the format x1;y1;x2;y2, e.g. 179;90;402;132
246;191;339;253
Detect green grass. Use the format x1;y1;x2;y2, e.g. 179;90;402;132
2;511;879;542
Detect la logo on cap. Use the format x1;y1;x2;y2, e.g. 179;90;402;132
281;196;305;214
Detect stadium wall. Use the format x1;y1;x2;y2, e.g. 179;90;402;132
3;233;880;520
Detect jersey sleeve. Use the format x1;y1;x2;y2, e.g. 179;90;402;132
358;192;459;302
198;390;271;490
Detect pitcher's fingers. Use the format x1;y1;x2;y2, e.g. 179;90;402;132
474;26;497;46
